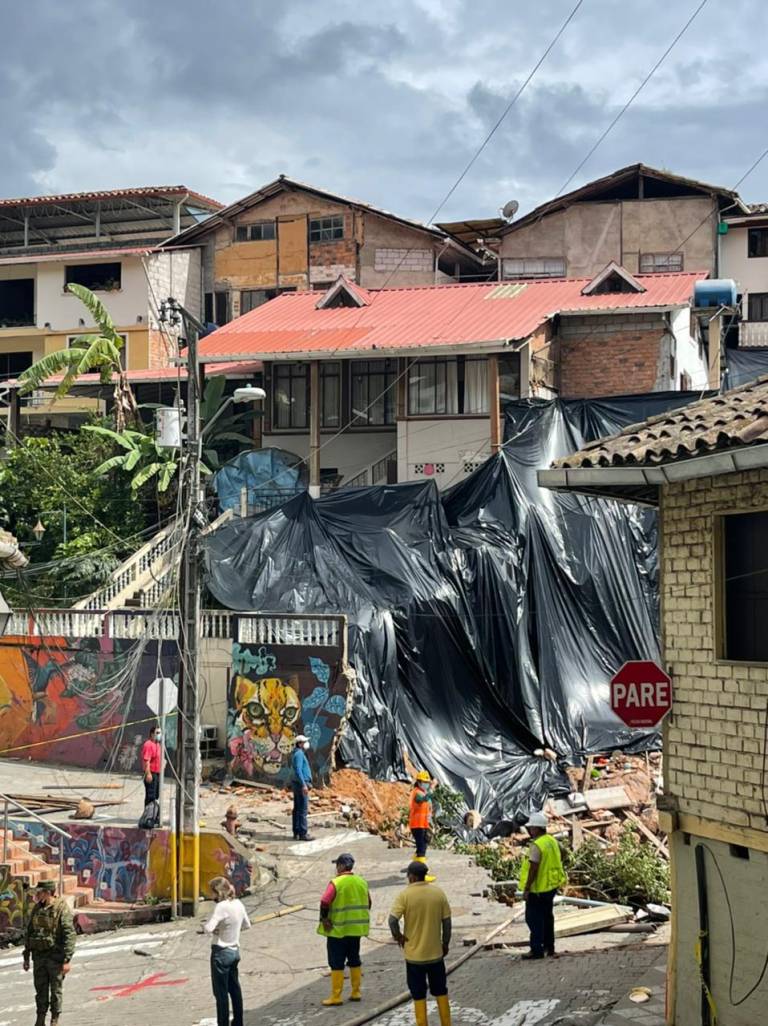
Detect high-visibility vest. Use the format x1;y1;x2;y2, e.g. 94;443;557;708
317;874;370;939
409;787;430;830
519;833;567;894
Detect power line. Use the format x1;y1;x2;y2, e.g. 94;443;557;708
554;0;710;198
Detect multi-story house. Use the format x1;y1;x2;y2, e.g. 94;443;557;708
0;186;221;430
720;204;768;349
438;164;748;282
162;175;487;324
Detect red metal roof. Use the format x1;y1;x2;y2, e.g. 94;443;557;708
6;360;262;390
0;186;223;210
199;272;703;360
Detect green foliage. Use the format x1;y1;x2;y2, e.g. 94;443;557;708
84;424;180;497
18;284;138;430
0;428;145;606
459;824;669;907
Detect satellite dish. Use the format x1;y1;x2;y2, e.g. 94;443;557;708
501;200;519;221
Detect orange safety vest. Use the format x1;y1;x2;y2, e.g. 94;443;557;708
409;786;430;830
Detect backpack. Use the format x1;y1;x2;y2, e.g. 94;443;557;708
139;800;160;830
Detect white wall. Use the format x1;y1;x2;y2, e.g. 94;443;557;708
397;417;491;486
720;224;768;301
261;430;396;483
672;307;707;390
35;255;149;331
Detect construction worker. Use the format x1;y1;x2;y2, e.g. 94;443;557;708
23;879;76;1026
519;811;567;960
317;853;371;1006
389;860;452;1026
409;770;433;864
291;733;314;841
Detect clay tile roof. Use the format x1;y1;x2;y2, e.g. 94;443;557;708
554;375;768;470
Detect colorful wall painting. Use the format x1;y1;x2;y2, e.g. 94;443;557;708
0;636;179;770
11;820;251;902
228;634;350;786
0;863;26;942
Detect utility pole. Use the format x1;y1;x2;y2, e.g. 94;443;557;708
159;296;204;916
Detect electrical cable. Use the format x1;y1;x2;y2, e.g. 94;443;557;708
553;0;710;199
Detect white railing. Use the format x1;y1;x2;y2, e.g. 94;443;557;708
6;610;105;638
739;322;768;347
238;615;339;647
75;521;181;611
342;449;397;490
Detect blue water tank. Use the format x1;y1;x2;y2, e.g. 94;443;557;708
694;279;738;308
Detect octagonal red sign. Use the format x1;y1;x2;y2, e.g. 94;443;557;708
610;660;672;728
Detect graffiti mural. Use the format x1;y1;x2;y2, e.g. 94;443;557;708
0;636;179;770
0;863;26;941
228;632;349;785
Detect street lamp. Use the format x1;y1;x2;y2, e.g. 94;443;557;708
32;519;45;543
31;508;67;545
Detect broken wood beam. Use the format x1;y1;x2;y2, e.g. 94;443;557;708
622;809;669;859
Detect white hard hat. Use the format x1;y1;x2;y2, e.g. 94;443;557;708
295;734;309;743
526;811;548;829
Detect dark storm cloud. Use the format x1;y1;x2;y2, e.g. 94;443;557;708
1;0;767;218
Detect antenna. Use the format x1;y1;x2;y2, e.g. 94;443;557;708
501;200;519;221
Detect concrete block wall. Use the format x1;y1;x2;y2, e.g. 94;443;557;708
373;248;433;273
662;471;768;833
558;313;669;397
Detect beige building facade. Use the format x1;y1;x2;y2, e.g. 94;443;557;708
542;380;768;1026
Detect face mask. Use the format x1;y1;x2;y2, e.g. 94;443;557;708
303;742;310;751
154;732;162;741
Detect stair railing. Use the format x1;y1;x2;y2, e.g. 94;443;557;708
1;792;69;895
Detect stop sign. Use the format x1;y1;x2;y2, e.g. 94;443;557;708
610;661;672;728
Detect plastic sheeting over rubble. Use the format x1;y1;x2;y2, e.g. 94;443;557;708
202;391;698;822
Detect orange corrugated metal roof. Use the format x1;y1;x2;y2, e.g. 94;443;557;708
6;360;261;389
199;272;703;360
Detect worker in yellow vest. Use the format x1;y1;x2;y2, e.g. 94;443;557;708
317;853;371;1006
518;811;567;959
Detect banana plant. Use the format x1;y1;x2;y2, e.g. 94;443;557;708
18;284;138;431
83;424;183;496
199;374;256;470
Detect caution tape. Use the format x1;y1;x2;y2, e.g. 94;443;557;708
0;714;175;756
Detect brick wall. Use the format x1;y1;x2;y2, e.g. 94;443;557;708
662;471;768;832
558;313;670;398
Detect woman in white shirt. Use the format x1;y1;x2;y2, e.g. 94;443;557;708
202;876;251;1026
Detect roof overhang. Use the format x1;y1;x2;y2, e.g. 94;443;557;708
194;337;527;364
538;441;768;506
0;246;155;266
558;303;687;317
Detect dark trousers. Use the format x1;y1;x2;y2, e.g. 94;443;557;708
144;771;160;805
525;889;557;955
411;827;428;857
32;953;65;1015
210;946;243;1026
292;781;308;838
327;935;362;970
406;960;448;1000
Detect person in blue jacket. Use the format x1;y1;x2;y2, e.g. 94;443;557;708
291;734;314;841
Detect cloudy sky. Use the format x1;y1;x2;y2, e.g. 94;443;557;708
5;0;768;221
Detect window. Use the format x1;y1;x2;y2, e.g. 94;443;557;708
65;262;121;291
0;351;33;379
240;289;276;315
639;253;684;272
235;222;276;242
407;357;491;416
272;362;340;429
748;228;768;258
351;359;397;426
204;292;213;323
0;279;34;327
215;292;229;326
499;353;521;403
721;510;768;661
748;293;768;322
309;216;344;242
68;333;128;370
503;257;565;280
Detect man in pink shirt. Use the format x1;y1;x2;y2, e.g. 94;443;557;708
141;725;163;815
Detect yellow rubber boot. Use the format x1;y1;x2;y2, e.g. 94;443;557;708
436;994;452;1026
413;998;429;1026
349;965;362;1001
322;969;345;1006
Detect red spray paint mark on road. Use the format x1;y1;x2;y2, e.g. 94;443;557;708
91;971;189;999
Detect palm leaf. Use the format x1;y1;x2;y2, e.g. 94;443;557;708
17;349;84;393
93;454;130;476
66;284;119;338
131;463;163;492
82;425;135;450
124;449;142;471
201;375;227;421
211;431;256;445
158;462;178;492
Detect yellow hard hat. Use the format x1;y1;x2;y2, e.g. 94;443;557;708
415;770;431;782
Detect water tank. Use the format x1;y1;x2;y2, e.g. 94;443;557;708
694;279;738;308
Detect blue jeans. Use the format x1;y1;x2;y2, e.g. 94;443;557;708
210;946;243;1026
292;781;308;838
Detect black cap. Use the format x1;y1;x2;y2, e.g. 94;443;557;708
407;861;428;878
334;853;355;869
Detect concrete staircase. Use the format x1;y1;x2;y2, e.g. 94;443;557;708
0;827;94;910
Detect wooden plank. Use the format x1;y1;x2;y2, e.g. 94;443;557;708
581;755;595;793
554;904;630;938
623;810;669;859
585;786;632;812
572;817;584;851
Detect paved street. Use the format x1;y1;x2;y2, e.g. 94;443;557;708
0;783;668;1026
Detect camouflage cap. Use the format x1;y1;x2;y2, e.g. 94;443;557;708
36;880;56;893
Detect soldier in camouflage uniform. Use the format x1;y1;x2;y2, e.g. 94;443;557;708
23;880;76;1026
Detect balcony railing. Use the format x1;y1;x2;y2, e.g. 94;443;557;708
739;322;768;347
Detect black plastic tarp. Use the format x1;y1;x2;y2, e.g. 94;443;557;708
724;347;768;389
202;390;699;822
